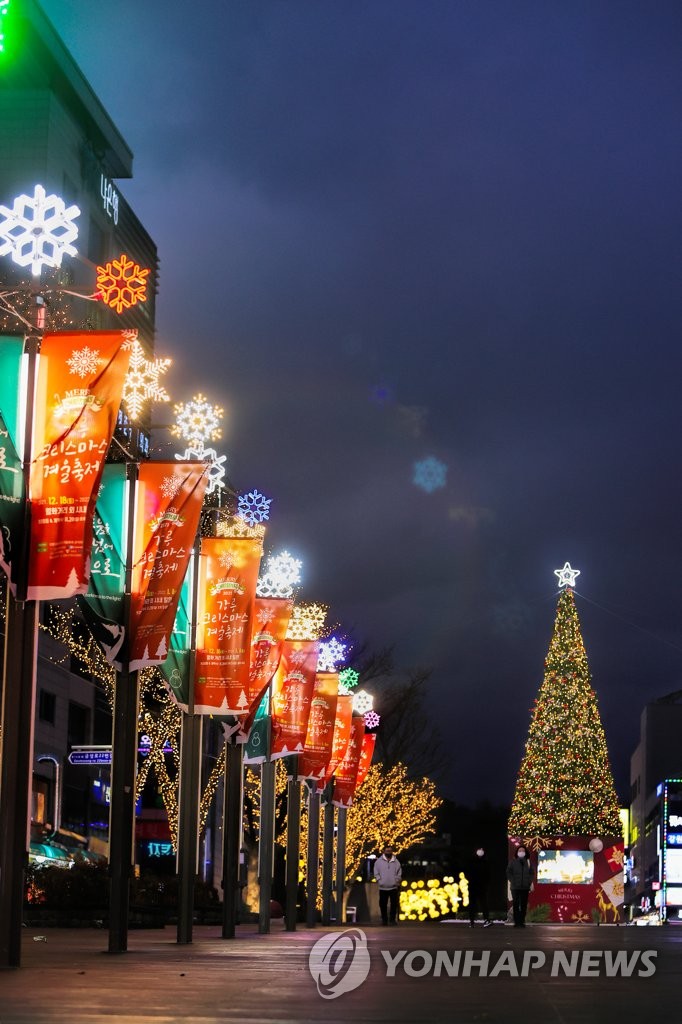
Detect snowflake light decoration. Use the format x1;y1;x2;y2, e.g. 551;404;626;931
413;455;447;493
67;347;100;379
175;446;226;496
317;637;347;673
171;393;223;455
554;562;581;589
352;689;374;715
286;602;327;641
0;184;80;276
237;489;272;526
256;550;302;599
364;710;380;730
121;337;170;420
96;253;150;314
338;667;360;694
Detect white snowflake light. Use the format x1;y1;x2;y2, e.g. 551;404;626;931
237;489;272;526
317;637;347;673
554;562;581;589
122;338;171;421
67;347;100;379
352;689;374;715
175;446;226;495
171;393;223;455
364;710;380;730
413;455;447;493
338;667;360;694
0;184;80;276
256;550;302;599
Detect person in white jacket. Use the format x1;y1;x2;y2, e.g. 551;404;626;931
374;844;402;925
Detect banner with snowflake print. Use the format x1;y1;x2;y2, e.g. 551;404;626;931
270;640;320;759
26;332;131;601
244;596;294;714
193;535;263;714
0;337;25;591
128;461;208;671
315;693;353;791
332;716;366;809
296;673;339;782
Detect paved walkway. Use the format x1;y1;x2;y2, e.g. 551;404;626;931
0;922;678;1023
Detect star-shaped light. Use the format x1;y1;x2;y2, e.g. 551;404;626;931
256;550;302;599
122;337;171;420
352;689;374;715
554;562;581;589
317;637;347;673
171;393;223;455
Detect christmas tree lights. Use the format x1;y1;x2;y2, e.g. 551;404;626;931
508;587;622;838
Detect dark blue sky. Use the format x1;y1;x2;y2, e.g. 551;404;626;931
42;0;682;805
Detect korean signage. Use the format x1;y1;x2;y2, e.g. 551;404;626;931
270;641;319;759
297;673;338;782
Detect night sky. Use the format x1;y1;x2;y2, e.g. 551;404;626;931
41;1;682;806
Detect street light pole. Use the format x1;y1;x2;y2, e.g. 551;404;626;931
221;740;243;938
306;784;320;928
321;795;334;924
284;761;301;931
335;806;347;925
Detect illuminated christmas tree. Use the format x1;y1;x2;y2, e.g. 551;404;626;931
508;583;622;839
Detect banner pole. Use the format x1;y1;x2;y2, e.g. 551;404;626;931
335;806;347;925
107;461;139;954
321;793;335;924
221;739;243;938
306;784;320;928
0;324;40;969
257;686;275;934
177;535;202;944
284;759;300;931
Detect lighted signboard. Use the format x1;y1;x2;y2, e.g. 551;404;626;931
665;849;682;885
536;850;594;885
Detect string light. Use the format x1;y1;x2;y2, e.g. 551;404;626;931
286;602;328;641
256;550;302;599
121;336;171;420
171;393;223;454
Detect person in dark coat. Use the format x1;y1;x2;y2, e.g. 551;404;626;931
466;847;491;927
506;845;534;927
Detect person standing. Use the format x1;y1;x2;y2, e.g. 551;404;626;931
506;845;533;927
374;844;402;925
466;847;492;927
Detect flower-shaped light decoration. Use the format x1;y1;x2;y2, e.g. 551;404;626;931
338;667;360;695
176;446;226;495
256;550;302;599
413;455;447;494
237;489;272;526
171;393;223;456
121;337;171;420
286;602;328;641
317;637;347;673
352;689;374;715
364;710;380;730
0;184;80;276
96;253;150;314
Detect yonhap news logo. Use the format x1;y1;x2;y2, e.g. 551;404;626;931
308;930;658;999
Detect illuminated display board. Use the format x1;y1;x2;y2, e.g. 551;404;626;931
536;849;594;885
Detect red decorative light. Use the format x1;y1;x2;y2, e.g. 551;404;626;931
96;253;150;313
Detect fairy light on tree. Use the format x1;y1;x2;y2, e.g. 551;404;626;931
352;689;374;715
508;576;622;839
96;253;150;313
171;393;223;455
286;602;328;641
121;336;171;421
256;550;302;599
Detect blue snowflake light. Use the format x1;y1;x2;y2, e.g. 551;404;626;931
317;637;347;673
413;455;447;493
237;489;272;526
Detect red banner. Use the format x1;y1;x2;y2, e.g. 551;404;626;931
194;536;263;714
297;673;339;781
316;693;353;791
129;461;208;671
332;717;365;808
355;732;376;788
245;597;294;716
27;331;131;600
270;640;319;759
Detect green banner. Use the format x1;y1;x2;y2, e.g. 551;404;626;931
161;563;192;709
0;337;25;587
79;463;127;663
244;692;270;764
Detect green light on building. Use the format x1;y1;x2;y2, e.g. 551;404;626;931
0;0;14;57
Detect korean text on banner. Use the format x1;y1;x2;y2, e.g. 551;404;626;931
27;331;131;600
129;461;208;671
332;717;366;809
193;535;263;715
317;693;353;791
355;731;377;788
297;673;339;782
245;596;293;713
270;640;319;759
0;337;25;589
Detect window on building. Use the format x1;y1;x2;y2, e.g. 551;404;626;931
67;701;90;747
93;689;112;745
38;689;56;725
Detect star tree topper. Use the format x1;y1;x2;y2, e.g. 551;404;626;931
554;562;581;589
